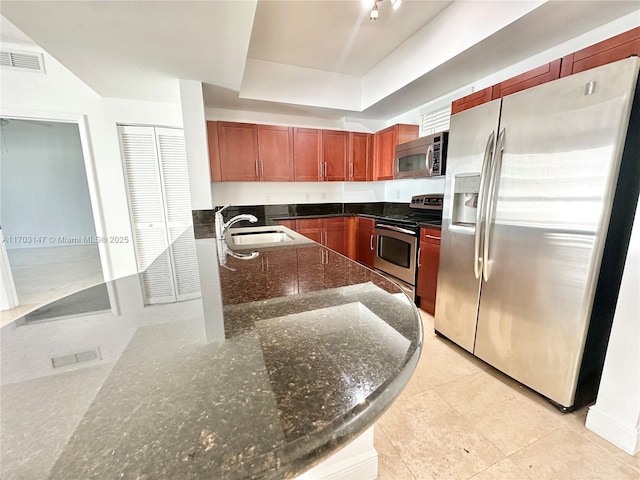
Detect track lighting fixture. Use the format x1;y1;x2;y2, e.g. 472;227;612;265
367;0;402;21
370;3;379;20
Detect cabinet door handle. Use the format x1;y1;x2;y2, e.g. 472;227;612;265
319;162;323;179
417;247;422;268
424;235;440;240
260;160;264;178
370;234;374;251
349;163;354;179
255;159;260;178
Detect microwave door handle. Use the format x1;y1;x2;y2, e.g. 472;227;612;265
377;224;417;236
426;145;434;175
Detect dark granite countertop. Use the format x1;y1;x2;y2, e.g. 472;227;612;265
1;229;422;479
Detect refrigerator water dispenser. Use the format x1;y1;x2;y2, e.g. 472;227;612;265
452;174;481;226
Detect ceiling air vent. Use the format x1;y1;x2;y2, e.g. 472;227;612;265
0;49;45;73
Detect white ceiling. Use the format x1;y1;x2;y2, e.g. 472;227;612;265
1;1;639;122
248;0;451;76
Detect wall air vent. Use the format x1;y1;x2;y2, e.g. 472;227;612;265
51;347;102;368
0;49;45;73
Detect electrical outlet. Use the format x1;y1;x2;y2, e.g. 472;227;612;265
265;193;272;203
396;190;400;199
305;193;311;200
321;192;326;200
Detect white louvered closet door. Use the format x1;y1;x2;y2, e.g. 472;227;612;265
120;125;200;304
155;128;200;301
119;125;176;304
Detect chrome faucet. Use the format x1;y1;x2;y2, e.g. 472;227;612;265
214;205;258;239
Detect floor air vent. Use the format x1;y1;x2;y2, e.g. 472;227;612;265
51;347;102;368
0;49;45;73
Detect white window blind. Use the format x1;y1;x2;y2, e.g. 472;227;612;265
422;106;451;135
119;125;200;305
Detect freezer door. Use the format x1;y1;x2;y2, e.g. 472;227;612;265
474;58;640;408
435;99;501;352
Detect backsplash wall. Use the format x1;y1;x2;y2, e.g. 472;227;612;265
210;178;444;207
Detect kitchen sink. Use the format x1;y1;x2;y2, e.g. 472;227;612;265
225;225;314;250
229;230;294;245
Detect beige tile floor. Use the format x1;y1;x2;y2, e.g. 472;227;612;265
1;245;105;326
374;310;640;480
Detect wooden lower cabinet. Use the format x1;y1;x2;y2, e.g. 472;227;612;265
355;217;376;269
324;217;348;255
295;217;350;257
416;228;441;316
277;219;296;230
295;218;323;244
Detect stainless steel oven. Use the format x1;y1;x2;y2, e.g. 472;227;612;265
373;194;444;300
374;223;418;296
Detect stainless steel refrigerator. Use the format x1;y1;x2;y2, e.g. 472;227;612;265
435;57;640;411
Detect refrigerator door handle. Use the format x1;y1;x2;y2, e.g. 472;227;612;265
483;127;506;282
474;130;495;279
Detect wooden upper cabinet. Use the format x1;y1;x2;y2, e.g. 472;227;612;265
492;59;561;99
207;121;222;182
451;87;494;115
348;132;372;181
373;124;419;180
560;27;640;77
293;128;322;181
257;125;293;181
217;122;259;181
373;126;395;180
451;28;640;115
322;130;348;181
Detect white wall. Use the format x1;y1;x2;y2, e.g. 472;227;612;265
205;106;384;132
586;202;640;455
212;181;346;207
362;1;545;110
180;80;211;210
389;10;640;126
1;36;182;280
383;178;445;202
241;59;362;111
210;178;446;208
1;121;97;249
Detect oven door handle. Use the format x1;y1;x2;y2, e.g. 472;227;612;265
376;224;417;236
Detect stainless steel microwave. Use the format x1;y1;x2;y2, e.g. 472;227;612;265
394;131;448;178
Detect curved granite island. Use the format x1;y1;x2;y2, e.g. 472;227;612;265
0;228;423;480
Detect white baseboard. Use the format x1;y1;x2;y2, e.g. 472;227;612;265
585;405;640;456
295;427;378;480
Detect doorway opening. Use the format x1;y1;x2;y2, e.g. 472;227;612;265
0;117;108;323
